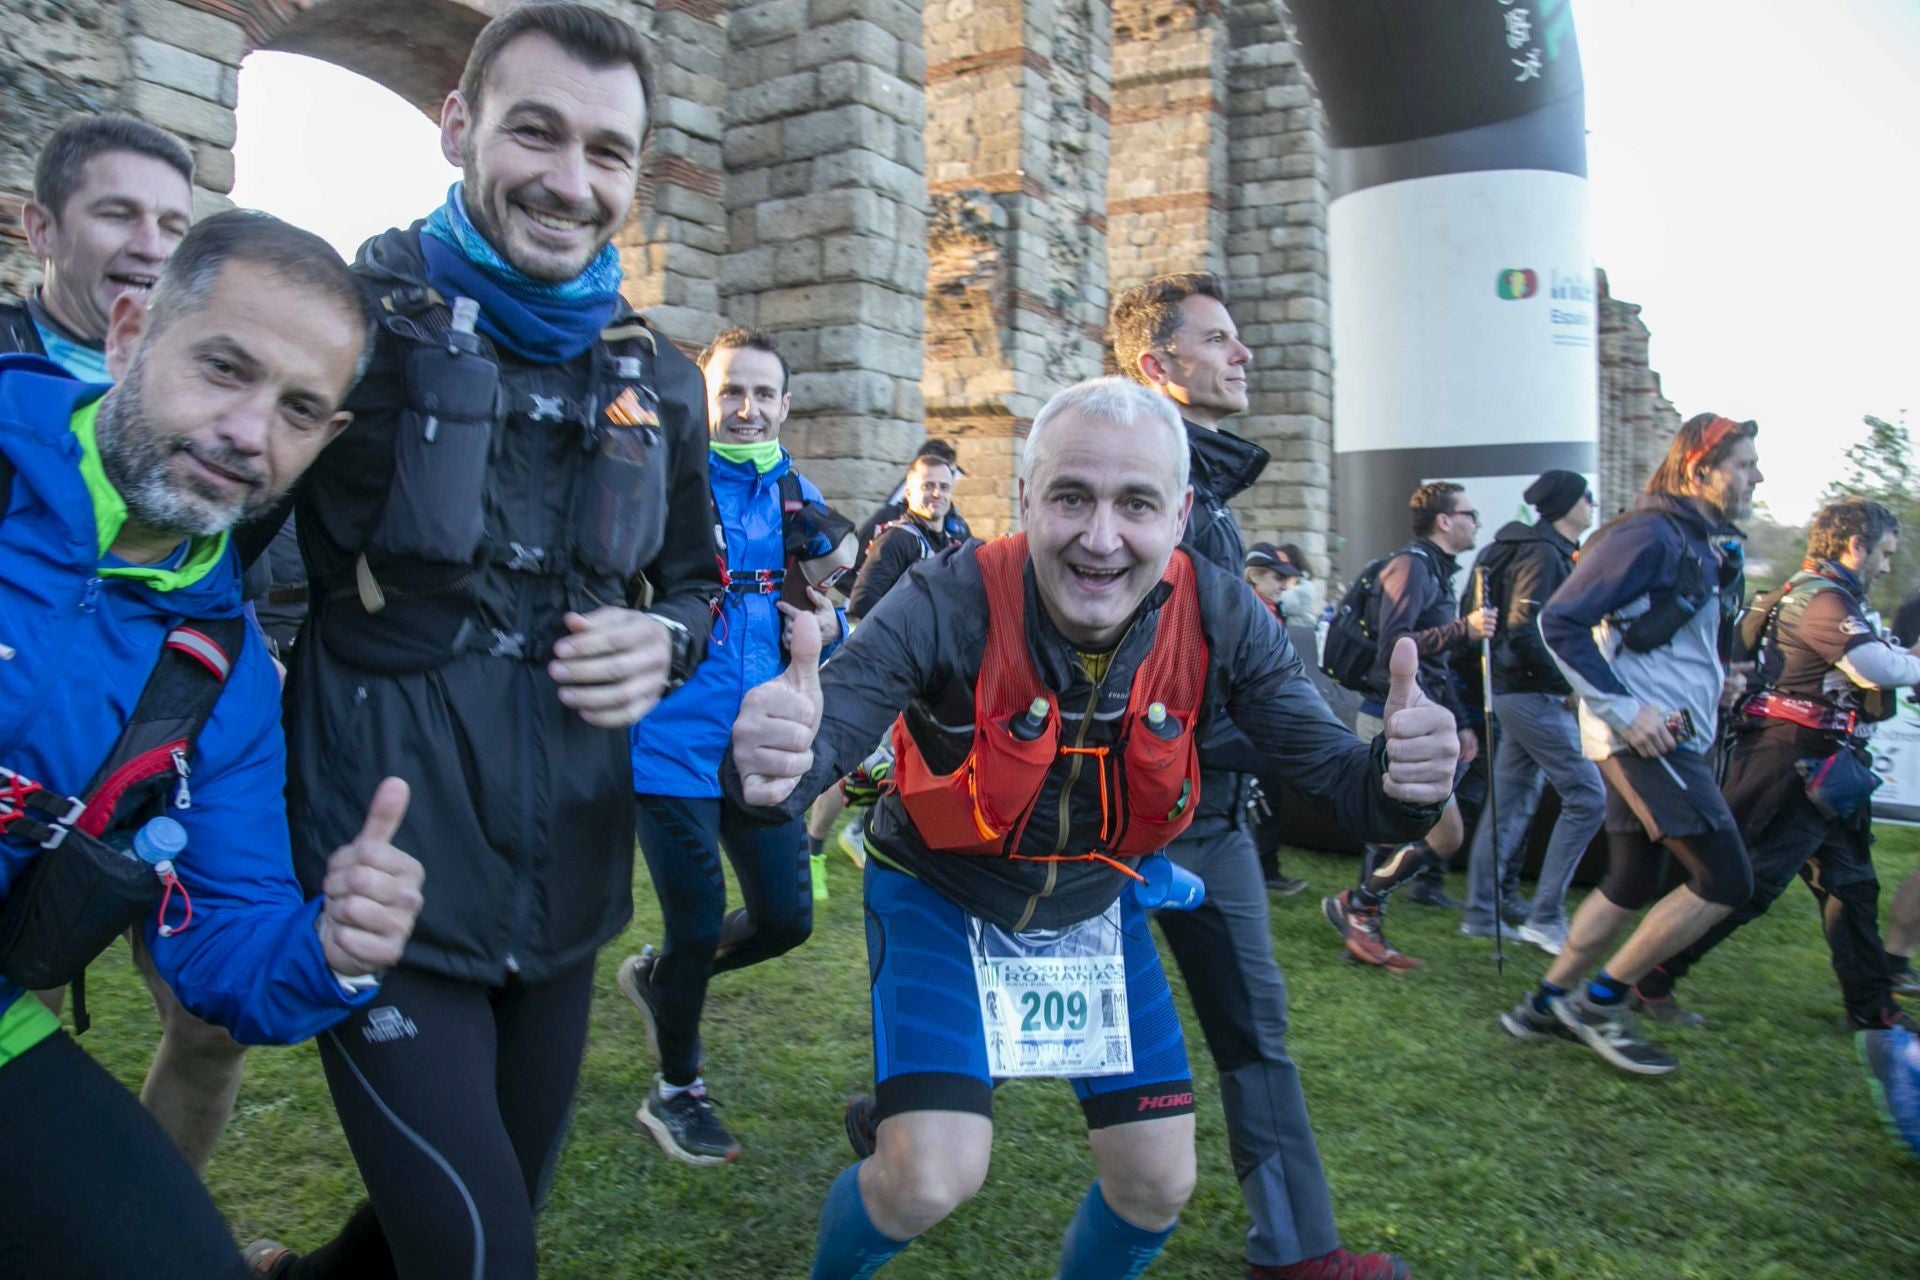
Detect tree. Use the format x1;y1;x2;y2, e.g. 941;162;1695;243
1823;413;1919;615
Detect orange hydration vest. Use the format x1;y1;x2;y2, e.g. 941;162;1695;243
889;533;1209;872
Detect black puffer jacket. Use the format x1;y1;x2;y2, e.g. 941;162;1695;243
1467;519;1578;695
1182;419;1268;576
282;225;721;984
1179;419;1271;834
726;542;1438;930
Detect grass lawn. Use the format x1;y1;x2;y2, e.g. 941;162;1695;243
79;826;1920;1278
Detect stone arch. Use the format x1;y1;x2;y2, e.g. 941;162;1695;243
241;0;494;119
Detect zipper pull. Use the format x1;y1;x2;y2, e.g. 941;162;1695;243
170;748;192;810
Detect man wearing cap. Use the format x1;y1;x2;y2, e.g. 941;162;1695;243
1245;543;1306;620
1243;542;1313;896
1458;471;1603;954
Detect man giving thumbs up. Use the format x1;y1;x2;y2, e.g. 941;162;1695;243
723;378;1452;1280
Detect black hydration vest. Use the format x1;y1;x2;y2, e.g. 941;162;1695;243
315;288;675;674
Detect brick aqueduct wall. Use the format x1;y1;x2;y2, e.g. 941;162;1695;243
1;0;1677;569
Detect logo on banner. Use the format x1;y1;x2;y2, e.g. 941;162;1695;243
1496;268;1538;300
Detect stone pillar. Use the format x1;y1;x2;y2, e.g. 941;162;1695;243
922;0;1112;535
1596;269;1680;518
622;0;730;346
1224;0;1330;567
717;0;929;516
1107;0;1228;294
0;1;137;295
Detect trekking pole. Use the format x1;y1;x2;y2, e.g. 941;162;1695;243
1477;566;1505;972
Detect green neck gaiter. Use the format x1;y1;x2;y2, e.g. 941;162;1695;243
709;439;783;474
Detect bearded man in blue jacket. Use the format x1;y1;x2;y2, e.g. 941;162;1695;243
617;326;850;1166
0;210;424;1278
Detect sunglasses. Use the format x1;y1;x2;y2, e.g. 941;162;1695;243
1447;508;1481;523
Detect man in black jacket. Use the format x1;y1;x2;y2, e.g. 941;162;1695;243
728;376;1454;1280
250;8;720;1278
850;437;972;579
1323;482;1495;970
845;448;962;620
1110;274;1411;1280
1459;471;1603;954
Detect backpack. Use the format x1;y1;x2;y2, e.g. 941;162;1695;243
1320;557;1389;693
0;448;243;1030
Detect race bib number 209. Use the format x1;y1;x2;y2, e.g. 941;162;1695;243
967;901;1132;1079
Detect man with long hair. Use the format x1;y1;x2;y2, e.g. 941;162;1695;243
1501;414;1762;1075
1634;497;1920;1036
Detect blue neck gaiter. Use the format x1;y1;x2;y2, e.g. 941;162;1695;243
418;182;623;363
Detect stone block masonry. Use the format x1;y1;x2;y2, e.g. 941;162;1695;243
718;0;930;517
0;0;1675;559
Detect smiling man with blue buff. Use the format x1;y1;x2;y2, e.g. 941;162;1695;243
247;5;722;1277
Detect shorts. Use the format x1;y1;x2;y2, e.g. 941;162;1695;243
1598;749;1735;842
862;862;1193;1129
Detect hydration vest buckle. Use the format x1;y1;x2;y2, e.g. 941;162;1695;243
506;542;547;573
0;766;85;850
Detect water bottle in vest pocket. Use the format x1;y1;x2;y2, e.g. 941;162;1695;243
575;420;667;580
372;318;500;564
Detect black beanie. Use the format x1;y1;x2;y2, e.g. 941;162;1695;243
1524;470;1587;523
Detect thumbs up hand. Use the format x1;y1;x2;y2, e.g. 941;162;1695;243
1378;636;1460;804
734;611;826;806
318;777;425;978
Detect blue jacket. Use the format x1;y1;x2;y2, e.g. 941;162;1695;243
630;447;843;798
0;357;375;1044
1541;494;1735;760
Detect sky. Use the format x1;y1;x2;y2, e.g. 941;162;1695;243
228;0;1920;524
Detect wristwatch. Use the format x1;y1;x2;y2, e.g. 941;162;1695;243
656;614;694;691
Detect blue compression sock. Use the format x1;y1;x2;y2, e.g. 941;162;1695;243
1057;1180;1176;1280
1588;970;1627;1006
811;1163;912;1280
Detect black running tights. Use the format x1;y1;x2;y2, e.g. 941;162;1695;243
282;958;595;1280
0;1030;250;1279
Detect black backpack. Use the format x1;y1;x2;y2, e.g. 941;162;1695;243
0;449;245;1030
1320;557;1389;693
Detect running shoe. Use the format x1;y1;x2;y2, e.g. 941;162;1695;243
616;948;665;1064
1458;918;1506;939
1403;878;1463;910
1631;988;1709;1029
1551;992;1677;1075
844;1093;879;1159
1322;890;1422;971
1515;921;1567;956
1858;1025;1920;1159
836;811;869;869
1890;963;1920;1000
1267;873;1311;897
1499;992;1576;1042
1251;1247;1411;1279
637;1077;741;1166
243;1241;295;1278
